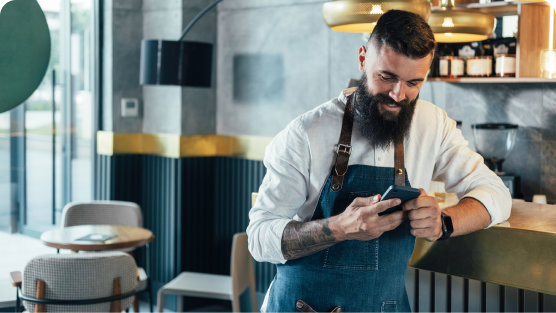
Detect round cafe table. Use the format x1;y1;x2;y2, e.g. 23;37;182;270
40;224;155;251
40;224;155;312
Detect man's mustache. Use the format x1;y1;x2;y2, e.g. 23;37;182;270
373;93;410;107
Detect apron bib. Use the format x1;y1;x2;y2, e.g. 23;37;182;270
266;94;415;312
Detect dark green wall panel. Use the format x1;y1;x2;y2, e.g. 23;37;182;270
94;154;276;308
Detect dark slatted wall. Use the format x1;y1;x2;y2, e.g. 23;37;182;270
141;155;181;292
212;157;275;294
406;268;556;312
179;157;216;274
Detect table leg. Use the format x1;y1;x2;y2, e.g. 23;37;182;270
146;243;153;312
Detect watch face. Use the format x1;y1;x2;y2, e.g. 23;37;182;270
440;212;454;240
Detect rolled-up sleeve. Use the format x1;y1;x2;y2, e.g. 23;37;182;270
247;118;311;264
432;112;512;227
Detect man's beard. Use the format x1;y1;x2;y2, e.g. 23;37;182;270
353;74;417;149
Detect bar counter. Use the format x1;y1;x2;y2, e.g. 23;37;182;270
410;200;556;295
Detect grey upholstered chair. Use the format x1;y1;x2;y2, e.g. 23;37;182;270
10;251;142;312
60;200;142;229
59;200;151;311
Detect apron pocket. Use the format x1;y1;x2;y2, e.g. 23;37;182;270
322;239;379;270
381;300;397;312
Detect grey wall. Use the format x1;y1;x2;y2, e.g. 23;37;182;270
103;0;143;133
103;0;556;202
104;0;217;135
420;82;556;203
142;0;217;135
215;0;556;202
217;0;364;136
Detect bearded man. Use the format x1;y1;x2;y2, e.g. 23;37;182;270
247;10;511;313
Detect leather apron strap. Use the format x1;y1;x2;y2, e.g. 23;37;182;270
331;94;406;191
330;94;354;192
394;140;405;187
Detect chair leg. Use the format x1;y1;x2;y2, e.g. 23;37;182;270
176;295;183;313
148;279;153;313
156;289;165;313
132;296;139;312
15;288;20;313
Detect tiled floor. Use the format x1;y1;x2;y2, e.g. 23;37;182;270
0;231;57;308
0;231;234;312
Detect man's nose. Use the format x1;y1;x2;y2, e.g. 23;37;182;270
389;81;405;103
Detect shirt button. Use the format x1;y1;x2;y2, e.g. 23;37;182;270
377;156;382;162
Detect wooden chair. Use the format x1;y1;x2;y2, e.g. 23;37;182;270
10;251;144;312
157;232;257;312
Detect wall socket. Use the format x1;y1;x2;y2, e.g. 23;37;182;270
121;98;139;117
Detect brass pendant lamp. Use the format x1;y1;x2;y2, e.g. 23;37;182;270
322;0;432;33
429;0;495;43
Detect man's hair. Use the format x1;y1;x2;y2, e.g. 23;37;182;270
369;10;436;59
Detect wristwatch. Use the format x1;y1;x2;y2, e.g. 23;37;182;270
438;212;453;241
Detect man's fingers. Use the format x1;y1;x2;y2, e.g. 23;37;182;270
409;217;436;229
373;198;402;214
350;194;381;207
403;193;435;211
377;210;405;231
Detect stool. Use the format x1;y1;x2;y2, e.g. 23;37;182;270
157;233;257;312
157;272;233;312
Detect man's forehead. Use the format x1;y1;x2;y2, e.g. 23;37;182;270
369;44;432;79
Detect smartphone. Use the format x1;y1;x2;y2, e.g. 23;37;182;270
378;185;421;216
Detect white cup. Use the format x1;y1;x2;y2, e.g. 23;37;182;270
532;194;547;204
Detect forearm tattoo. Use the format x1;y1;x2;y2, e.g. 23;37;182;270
281;219;337;260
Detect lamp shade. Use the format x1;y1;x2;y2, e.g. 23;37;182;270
322;0;431;33
429;7;495;43
140;39;213;87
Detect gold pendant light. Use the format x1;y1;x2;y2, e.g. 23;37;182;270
322;0;432;33
429;0;495;43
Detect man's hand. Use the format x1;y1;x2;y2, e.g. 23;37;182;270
330;195;405;241
403;188;443;241
281;195;405;260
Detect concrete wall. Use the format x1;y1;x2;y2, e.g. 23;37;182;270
103;0;556;201
217;0;363;137
142;0;217;135
103;0;143;133
419;82;556;202
104;0;216;135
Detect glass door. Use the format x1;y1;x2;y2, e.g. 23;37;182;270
0;111;10;232
18;0;94;236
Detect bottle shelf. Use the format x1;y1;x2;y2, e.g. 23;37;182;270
427;77;556;83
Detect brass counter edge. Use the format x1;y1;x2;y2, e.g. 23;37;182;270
409;222;556;296
97;131;272;160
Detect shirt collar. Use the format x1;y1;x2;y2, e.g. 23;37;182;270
338;87;358;104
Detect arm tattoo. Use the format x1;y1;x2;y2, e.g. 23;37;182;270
281;219;337;260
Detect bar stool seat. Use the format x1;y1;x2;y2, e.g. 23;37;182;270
157;233;257;312
157;272;232;311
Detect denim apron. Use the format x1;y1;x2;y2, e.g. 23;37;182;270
265;95;415;312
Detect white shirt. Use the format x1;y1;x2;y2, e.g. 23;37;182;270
247;88;512;265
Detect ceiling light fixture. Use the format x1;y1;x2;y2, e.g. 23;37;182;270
429;0;495;43
322;0;432;33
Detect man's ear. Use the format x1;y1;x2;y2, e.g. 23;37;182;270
358;45;367;73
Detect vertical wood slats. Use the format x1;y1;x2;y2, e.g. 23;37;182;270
408;268;556;312
95;154;274;296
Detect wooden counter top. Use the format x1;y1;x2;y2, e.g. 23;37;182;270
409;200;556;295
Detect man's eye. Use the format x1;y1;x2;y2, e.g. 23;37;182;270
407;81;418;87
380;75;395;81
